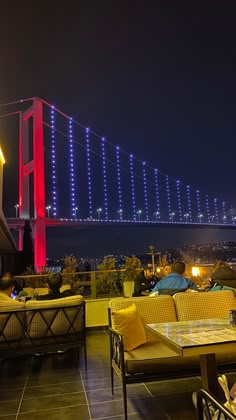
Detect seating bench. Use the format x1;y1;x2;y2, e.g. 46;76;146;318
0;295;87;368
108;290;236;419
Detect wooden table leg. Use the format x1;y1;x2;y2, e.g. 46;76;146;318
199;353;219;396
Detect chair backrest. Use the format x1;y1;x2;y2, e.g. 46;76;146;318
174;290;236;321
109;296;177;341
25;295;84;339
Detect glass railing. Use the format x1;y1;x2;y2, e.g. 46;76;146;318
15;269;125;299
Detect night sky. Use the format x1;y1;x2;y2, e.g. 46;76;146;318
1;1;236;257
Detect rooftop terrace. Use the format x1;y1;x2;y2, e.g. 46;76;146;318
1;329;236;419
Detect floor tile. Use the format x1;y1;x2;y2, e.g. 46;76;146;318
89;398;137;419
20;392;87;413
83;376;120;391
0;400;20;416
0;388;22;402
18;405;90;419
27;372;82;387
24;381;84;398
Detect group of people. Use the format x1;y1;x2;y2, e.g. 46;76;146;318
132;260;236;297
0;272;73;304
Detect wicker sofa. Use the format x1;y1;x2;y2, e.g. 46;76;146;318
0;294;86;367
108;290;236;419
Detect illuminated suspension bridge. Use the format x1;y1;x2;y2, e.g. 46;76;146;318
0;97;235;270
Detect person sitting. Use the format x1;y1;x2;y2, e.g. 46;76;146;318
149;261;198;295
133;263;156;296
0;273;24;304
208;265;236;294
36;273;73;300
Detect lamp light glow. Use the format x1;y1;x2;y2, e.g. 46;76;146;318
192;266;200;277
0;147;5;165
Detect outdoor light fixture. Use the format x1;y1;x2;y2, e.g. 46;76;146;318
154;211;160;222
118;209;123;220
198;213;203;223
137;209;142;222
97;208;102;221
170;212;175;222
46;205;51;218
192;267;200;277
184;213;189;222
15;204;19;218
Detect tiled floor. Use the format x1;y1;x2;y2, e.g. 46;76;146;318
0;331;235;419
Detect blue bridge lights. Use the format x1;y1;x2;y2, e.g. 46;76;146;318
42;100;234;227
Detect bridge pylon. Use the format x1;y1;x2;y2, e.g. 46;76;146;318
19;97;46;271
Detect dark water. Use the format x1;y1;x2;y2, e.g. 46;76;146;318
46;225;236;258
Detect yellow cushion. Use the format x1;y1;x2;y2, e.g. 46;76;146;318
111;303;147;351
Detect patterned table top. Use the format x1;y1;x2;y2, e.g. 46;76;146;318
146;318;236;350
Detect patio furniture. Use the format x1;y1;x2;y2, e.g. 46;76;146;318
0;295;87;368
108;291;236;419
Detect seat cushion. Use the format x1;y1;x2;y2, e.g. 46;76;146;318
124;341;199;374
111;303;147;351
124;341;236;375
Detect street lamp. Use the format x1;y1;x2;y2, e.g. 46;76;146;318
222;215;227;223
154;211;160;222
97;208;102;221
170;212;175;223
75;207;78;219
210;215;215;224
118;209;123;220
198;213;203;223
46;205;51;218
184;213;189;223
14;204;19;218
137;209;142;222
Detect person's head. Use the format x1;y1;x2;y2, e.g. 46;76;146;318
212;260;229;273
171;261;186;276
46;273;62;292
211;266;236;288
143;264;153;279
162;264;171;278
0;272;14;296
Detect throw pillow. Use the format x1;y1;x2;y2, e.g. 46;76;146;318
111;303;147;351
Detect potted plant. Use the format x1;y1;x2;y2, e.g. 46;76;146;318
122;256;141;297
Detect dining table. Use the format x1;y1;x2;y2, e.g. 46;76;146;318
146;318;236;396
